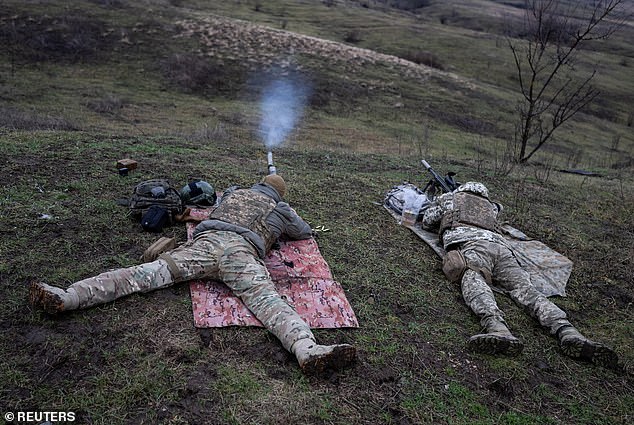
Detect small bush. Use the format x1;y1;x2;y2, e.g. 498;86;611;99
344;29;362;43
400;50;444;70
90;0;126;8
160;54;247;97
383;0;431;11
0;14;115;63
309;72;370;111
86;94;124;114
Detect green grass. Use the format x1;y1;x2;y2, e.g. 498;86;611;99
1;0;633;424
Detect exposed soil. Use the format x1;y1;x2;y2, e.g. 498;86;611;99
1;4;633;424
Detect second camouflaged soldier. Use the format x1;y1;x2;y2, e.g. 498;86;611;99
422;181;618;369
30;175;357;375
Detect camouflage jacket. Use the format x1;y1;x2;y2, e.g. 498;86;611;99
192;183;312;258
422;191;508;249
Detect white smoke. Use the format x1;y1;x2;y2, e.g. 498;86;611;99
258;75;310;149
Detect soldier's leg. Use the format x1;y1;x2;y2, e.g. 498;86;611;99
30;259;174;313
494;245;618;368
460;241;523;355
492;245;568;333
218;235;356;374
30;236;222;314
461;269;524;355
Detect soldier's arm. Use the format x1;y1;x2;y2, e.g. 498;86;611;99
422;205;442;230
422;193;452;230
275;202;312;240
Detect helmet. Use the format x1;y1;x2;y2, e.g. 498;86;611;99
179;180;217;205
457;181;489;199
262;174;286;198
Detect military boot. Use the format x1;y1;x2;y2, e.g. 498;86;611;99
557;325;618;369
291;338;357;375
29;282;79;314
468;317;524;356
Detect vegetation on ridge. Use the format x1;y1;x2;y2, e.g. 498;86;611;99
1;1;632;424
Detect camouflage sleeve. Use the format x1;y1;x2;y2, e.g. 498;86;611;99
422;192;452;230
422;204;443;230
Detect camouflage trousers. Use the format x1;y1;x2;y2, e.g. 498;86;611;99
68;231;314;351
459;240;568;334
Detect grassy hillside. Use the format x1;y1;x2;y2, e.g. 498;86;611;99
1;1;633;424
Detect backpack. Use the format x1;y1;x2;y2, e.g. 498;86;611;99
128;179;183;223
384;183;431;221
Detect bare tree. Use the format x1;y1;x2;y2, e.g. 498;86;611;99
507;0;628;163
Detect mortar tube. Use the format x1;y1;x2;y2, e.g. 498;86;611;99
267;151;277;175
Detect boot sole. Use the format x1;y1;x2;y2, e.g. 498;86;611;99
468;334;524;356
29;282;65;314
300;345;357;376
561;339;619;369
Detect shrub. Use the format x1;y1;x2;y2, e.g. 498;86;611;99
89;0;126;8
344;29;362;43
400;49;444;70
160;54;247;97
309;72;370;111
0;13;115;63
86;94;124;114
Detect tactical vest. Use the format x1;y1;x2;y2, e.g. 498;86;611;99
439;191;501;235
210;189;277;253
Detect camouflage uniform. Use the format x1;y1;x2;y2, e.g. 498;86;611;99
59;184;315;352
32;180;357;373
422;183;619;368
422;188;568;337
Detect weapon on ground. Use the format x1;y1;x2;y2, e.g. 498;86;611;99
267;151;277;175
421;159;459;195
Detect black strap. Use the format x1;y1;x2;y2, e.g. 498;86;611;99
188;182;203;198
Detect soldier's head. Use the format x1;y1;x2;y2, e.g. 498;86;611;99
457;181;489;199
262;174;286;198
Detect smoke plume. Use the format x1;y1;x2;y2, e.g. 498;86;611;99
258;75;310;149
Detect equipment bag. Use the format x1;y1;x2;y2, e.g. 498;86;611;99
442;249;467;282
128;179;183;222
141;236;176;262
141;205;170;232
384;183;431;220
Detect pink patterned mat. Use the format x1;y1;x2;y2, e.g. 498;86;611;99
186;208;358;329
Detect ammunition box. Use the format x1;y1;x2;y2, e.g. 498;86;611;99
116;158;138;170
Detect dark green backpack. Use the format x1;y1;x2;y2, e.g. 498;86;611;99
128;179;183;221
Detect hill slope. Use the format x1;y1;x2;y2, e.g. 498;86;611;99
1;1;633;424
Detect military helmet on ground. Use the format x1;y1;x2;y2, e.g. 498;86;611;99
179;180;217;205
262;174;286;198
457;181;489;199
